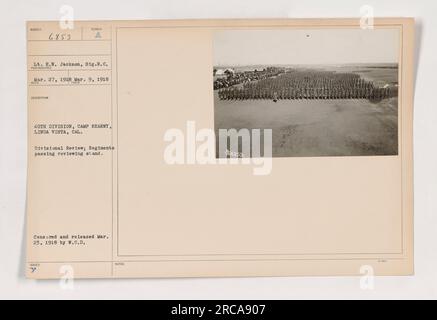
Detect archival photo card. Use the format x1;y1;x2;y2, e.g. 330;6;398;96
26;19;414;279
213;28;400;158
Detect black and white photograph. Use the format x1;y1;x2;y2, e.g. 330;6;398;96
213;28;400;157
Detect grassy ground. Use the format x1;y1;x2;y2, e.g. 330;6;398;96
214;96;398;157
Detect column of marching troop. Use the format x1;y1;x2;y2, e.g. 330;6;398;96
214;68;284;90
217;70;393;101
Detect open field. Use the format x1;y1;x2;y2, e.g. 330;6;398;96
325;65;399;87
214;96;398;157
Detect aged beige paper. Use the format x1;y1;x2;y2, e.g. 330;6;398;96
26;18;414;279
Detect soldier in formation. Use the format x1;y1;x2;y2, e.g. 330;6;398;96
217;69;393;101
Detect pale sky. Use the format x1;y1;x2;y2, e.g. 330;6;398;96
213;28;400;66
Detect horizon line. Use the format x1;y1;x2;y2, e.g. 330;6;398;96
214;62;399;68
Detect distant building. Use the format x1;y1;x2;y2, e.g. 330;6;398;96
215;68;235;77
